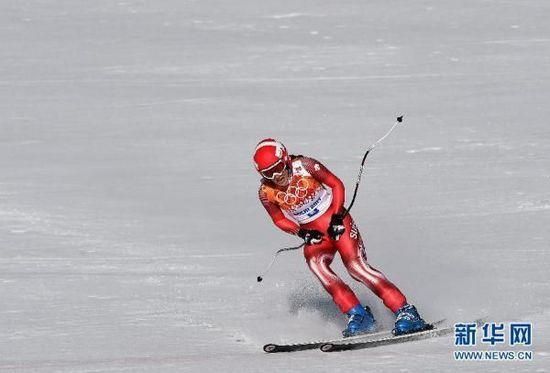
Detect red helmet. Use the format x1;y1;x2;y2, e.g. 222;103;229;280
253;138;291;179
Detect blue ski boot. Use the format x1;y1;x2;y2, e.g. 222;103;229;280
342;304;376;337
393;304;430;336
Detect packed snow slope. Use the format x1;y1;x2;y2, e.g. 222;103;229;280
0;0;548;372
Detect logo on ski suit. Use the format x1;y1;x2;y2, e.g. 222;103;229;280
261;160;332;224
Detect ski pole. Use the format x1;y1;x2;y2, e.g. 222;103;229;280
342;115;404;218
256;242;305;282
257;116;404;282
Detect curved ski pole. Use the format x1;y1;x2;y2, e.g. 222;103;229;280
342;115;404;218
257;242;306;282
257;116;403;283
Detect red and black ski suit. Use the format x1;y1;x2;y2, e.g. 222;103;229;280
258;155;407;314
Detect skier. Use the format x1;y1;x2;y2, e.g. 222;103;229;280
254;138;429;337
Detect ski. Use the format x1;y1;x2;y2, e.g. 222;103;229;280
263;329;394;353
263;319;446;353
320;318;485;352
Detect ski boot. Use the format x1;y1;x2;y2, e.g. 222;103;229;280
342;304;376;337
393;304;430;336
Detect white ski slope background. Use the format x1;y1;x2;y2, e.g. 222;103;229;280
0;1;549;372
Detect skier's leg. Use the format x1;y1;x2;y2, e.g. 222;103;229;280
304;240;376;337
336;215;429;334
304;241;359;313
336;215;407;313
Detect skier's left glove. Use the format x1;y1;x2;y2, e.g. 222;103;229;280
328;213;345;240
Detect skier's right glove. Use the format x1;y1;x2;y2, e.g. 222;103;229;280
298;229;323;245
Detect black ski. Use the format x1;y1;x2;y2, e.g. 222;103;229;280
263;328;394;353
263;319;446;353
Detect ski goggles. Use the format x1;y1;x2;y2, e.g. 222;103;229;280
260;160;287;180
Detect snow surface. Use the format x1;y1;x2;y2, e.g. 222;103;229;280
0;0;549;372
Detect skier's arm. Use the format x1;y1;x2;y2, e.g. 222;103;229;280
258;188;301;235
301;157;346;214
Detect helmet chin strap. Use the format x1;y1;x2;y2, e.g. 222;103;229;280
272;167;292;186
